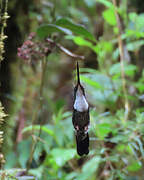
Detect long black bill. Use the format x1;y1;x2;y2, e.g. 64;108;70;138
77;61;80;85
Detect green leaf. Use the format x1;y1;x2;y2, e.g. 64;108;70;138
77;156;100;180
80;67;99;74
127;13;144;38
104;155;119;162
37;24;72;38
4;152;17;169
103;8;116;26
135;82;144;93
96;0;113;8
134;137;144;158
17;140;31;168
109;63;137;77
82;156;100;172
29;165;44;179
51;148;76;166
81;72;119;106
127;161;142;172
84;0;96;7
73;36;93;47
80;76;103;89
66;36;98;52
22;125;54;136
126;40;144;51
95;123;112;139
129;12;137;22
126;29;144;38
66;172;78;180
55;18;95;41
111;134;128;143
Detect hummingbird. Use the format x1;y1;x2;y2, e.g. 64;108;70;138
72;62;90;156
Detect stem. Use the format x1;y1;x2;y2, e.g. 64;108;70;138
0;0;8;169
27;56;48;171
0;0;9;63
112;0;129;122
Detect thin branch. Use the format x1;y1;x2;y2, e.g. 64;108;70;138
27;56;48;171
0;0;8;169
112;0;129;122
57;44;84;60
0;0;9;63
46;38;85;60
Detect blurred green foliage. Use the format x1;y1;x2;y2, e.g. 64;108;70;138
1;0;144;179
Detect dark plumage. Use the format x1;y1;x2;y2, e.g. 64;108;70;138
72;62;90;156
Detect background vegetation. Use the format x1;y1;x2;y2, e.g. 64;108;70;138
1;0;144;179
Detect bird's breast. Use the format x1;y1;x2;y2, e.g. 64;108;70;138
74;94;88;112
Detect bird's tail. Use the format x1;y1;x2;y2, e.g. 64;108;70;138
76;133;89;156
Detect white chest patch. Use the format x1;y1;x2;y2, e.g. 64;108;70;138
74;87;89;112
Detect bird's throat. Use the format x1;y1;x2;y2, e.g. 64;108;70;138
74;86;88;112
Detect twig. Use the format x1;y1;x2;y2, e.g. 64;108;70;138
0;0;9;169
112;0;129;122
0;0;9;63
46;38;85;60
27;56;48;171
